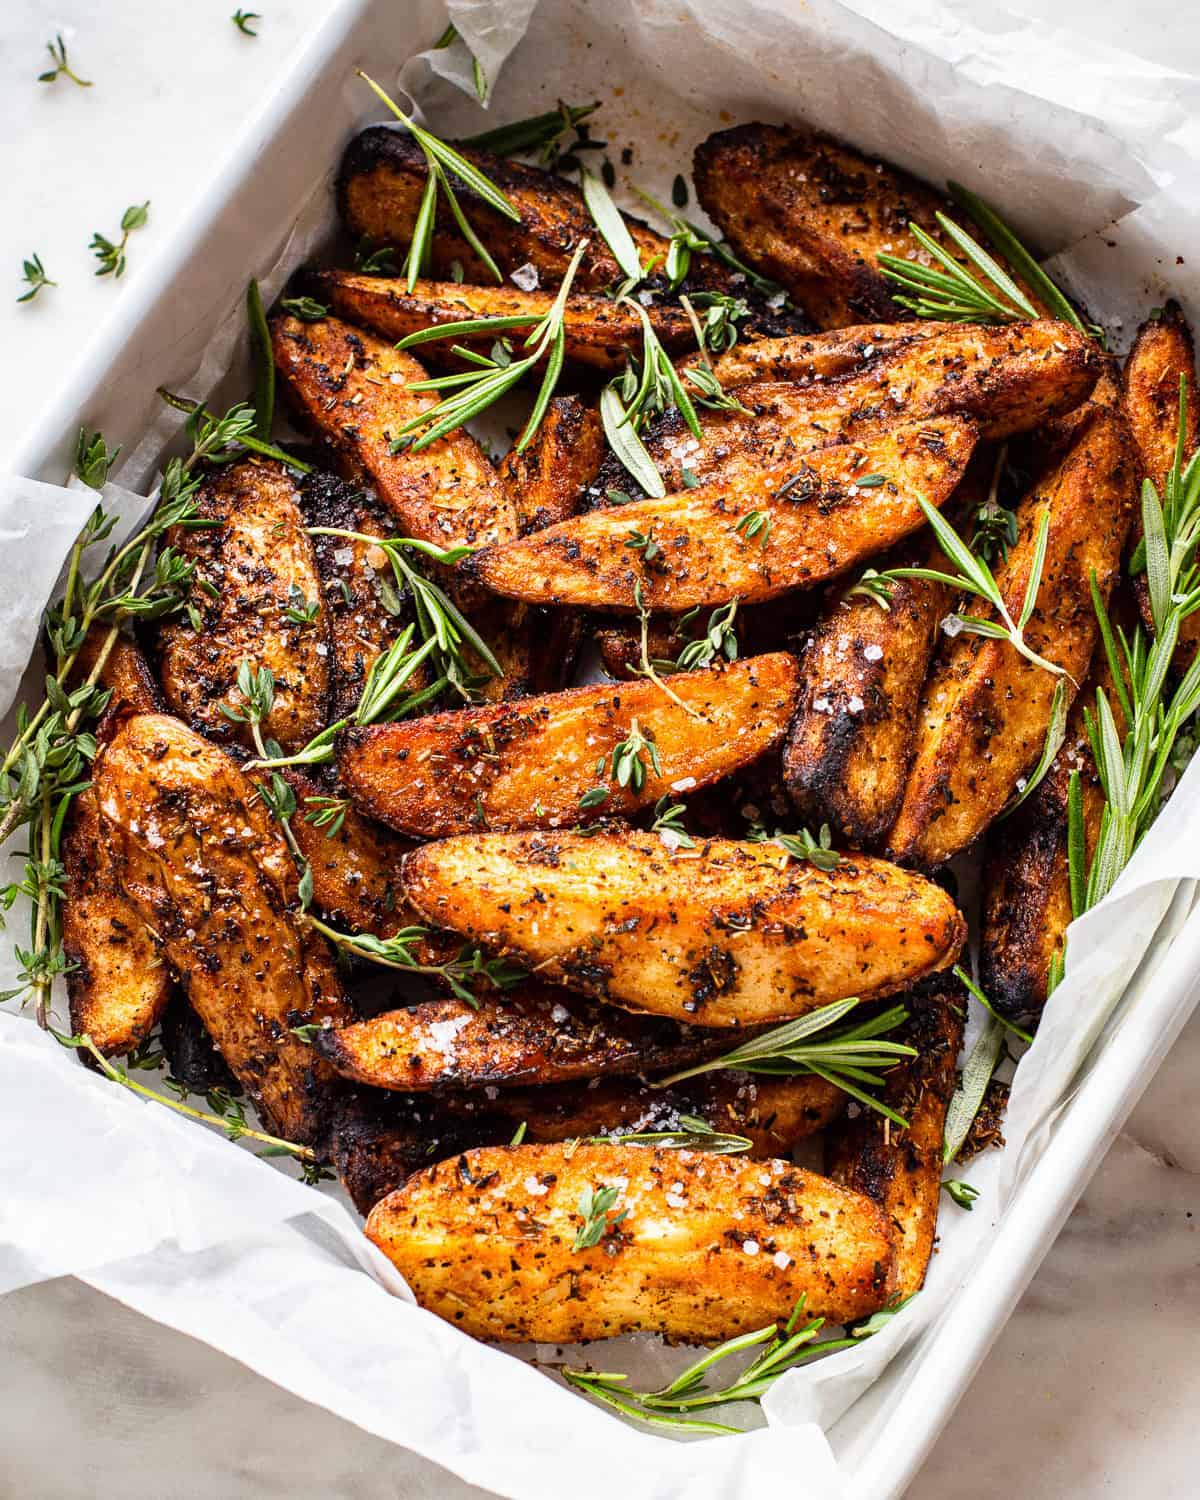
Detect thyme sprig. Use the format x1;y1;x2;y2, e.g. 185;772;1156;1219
656;999;915;1127
747;823;839;873
231;10;260;36
880;496;1068;680
302;915;526;1006
650;797;695;849
17;254;55;304
356;70;519;290
91;202;150;279
572;1182;628;1252
665;600;739;673
38;33;92;86
629;581;703;719
391;239;588;454
561;1293;909;1436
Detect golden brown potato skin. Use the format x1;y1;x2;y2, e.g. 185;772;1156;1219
63;635;169;1056
154;458;330;754
471;416;977;611
336;127;732;294
690;322;951;388
336;652;799;837
271;313;517;550
589;321;1100;505
886;408;1136;868
315;982;752;1092
366;1142;896;1340
499;394;603;536
304;271;694;374
94;713;352;1143
402;831;966;1026
693;124;1049;329
784;531;953;846
827;974;965;1297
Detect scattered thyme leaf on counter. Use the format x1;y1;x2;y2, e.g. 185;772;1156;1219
17;254;55;304
90;202;150;279
231;10;261;35
38;34;91;86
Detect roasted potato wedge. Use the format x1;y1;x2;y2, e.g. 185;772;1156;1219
303;271;694;374
783;529;954;845
336;652;799;837
154;457;330;753
827;974;965;1296
315;982;752;1092
693;124;1050;328
471;416;977;611
300;471;425;721
337;127;731;294
499;393;603;535
94;713;352;1143
588;321;1100;506
63;634;170;1056
979;621;1127;1019
686;321;951;388
402;830;966;1026
886;407;1136;867
366;1142;897;1340
271;313;517;550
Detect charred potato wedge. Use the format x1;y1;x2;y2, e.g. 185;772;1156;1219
402;830;966;1026
827;974;965;1296
589;321;1100;505
783;529;954;845
367;1142;896;1340
472;416;977;611
336;652;799;837
160;993;238;1095
499;393;603;535
271;313;517;550
315;982;752;1092
94;713;352;1143
155;458;330;753
337;126;730;294
693;124;1049;329
886;407;1136;867
687;321;952;388
304;271;694;374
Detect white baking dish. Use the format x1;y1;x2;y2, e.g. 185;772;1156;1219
6;2;1200;1496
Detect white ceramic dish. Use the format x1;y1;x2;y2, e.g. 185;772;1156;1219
7;2;1200;1495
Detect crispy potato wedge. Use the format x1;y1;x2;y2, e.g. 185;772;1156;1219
783;529;954;845
886;407;1136;867
271;313;518;549
337;652;799;837
94;713;352;1142
693;124;1050;329
588;321;1100;506
304;271;694;374
300;471;425;721
827;975;965;1296
155;457;330;753
63;633;170;1056
471;416;977;611
979;621;1127;1019
402;830;965;1026
499;393;603;535
160;993;238;1095
315;982;751;1091
687;321;951;388
337;127;731;294
366;1142;896;1340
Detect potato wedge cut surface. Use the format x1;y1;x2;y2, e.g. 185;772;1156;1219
306;271;694;373
154;457;330;753
95;713;351;1142
695;321;952;388
499;393;603;535
337;652;799;836
366;1142;896;1340
886;407;1136;867
402;831;966;1026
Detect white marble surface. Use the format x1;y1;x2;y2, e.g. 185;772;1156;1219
3;3;1200;1498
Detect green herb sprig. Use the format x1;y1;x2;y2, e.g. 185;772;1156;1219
17;254;55;304
572;1182;629;1252
231;10;260;36
90;203;150;279
747;823;839;873
38;34;91;86
462;101;601;162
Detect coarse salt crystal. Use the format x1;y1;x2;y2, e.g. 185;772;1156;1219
942;614;964;638
665;1192;686;1208
670;776;697;792
864;643;883;661
551;1004;569;1024
658;828;683;853
484;1086;499;1101
332;547;355;567
523;1176;548;1196
511;263;539;291
315;643;328;657
847;695;864;714
766;290;786;310
812;695;832;714
742;1239;760;1256
773;1250;792;1270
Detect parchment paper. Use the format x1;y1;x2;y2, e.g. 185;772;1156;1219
2;1;1200;1496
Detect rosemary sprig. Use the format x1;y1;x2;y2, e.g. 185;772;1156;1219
461;101;600;161
38;33;92;86
246;279;274;439
845;568;893;611
356;70;519;289
90;202;150;279
561;1293;910;1435
391;239;588;454
432;21;487;103
17;253;56;304
578;166;643;283
880;496;1068;679
655;999;915;1127
598;1119;752;1154
628;185;786;301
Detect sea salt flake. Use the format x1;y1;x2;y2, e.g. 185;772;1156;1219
864;643;883;661
523;1176;548;1196
742;1239;760;1256
670;776;697;792
942;613;965;638
511;263;539;291
332;547;355;567
773;1250;792;1270
550;1004;569;1024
